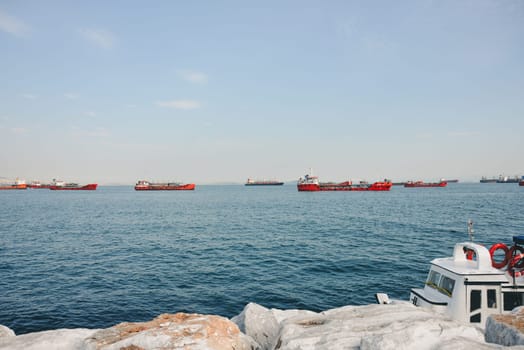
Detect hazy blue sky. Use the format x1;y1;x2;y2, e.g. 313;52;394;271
1;1;523;184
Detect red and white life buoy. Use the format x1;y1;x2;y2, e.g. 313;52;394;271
489;243;509;268
509;246;524;268
508;253;524;278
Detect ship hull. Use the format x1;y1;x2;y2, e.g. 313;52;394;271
27;184;51;189
404;182;447;188
298;181;392;192
50;184;98;190
135;184;195;191
245;182;284;186
520;181;524;187
0;184;27;190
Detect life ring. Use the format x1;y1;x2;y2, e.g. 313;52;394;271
489;243;509;268
508;253;524;278
509;246;524;268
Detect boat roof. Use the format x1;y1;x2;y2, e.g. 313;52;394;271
431;242;508;281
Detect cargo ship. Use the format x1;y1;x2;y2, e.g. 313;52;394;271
245;178;284;186
0;179;27;190
49;180;97;191
520;176;524;187
404;180;447;188
134;180;195;191
481;175;520;183
297;174;392;192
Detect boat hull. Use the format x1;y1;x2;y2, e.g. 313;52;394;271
0;184;27;190
135;184;195;191
27;184;51;189
404;182;447;188
520;181;524;187
245;182;284;186
298;181;392;192
50;184;98;190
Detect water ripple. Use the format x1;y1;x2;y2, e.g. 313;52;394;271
0;184;522;334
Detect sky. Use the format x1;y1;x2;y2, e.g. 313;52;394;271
1;1;523;185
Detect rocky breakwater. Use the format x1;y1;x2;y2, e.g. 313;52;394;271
485;307;524;346
0;302;518;349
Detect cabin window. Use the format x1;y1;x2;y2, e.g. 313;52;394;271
426;271;441;289
470;313;481;323
426;271;455;297
503;292;524;311
488;289;497;308
470;290;481;312
440;276;455;297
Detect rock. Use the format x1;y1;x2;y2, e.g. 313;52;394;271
485;307;524;346
0;328;97;350
231;302;316;350
84;313;258;350
0;325;15;339
233;302;494;350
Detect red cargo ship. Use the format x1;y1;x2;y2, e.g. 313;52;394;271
297;174;392;192
404;180;447;188
135;180;195;191
0;179;27;190
49;180;97;190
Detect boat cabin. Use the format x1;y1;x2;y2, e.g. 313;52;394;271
408;237;524;328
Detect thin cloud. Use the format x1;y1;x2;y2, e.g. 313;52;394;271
80;28;115;49
156;100;201;110
178;70;208;84
64;93;79;99
84;111;96;117
0;10;30;36
21;93;37;99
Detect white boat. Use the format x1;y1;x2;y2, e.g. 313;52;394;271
378;221;524;328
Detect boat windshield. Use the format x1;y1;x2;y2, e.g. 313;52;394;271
425;270;455;297
426;270;441;288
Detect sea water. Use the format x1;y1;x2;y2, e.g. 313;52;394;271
1;183;522;334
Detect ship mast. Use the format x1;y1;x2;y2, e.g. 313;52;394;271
468;219;474;241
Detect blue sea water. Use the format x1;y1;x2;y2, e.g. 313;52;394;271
1;183;522;334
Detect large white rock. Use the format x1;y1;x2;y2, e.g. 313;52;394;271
232;302;317;349
232;302;499;350
83;312;258;350
0;328;97;350
0;325;15;339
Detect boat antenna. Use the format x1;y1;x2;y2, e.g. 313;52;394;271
468;219;474;241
